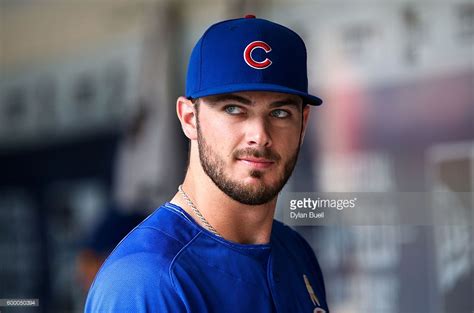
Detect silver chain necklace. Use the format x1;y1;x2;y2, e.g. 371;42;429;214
178;185;221;237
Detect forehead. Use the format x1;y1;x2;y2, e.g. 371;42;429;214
200;91;303;106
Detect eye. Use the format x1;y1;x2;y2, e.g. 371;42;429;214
270;109;290;118
224;105;244;115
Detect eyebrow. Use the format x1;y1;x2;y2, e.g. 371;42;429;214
269;99;302;111
207;94;251;104
206;94;302;111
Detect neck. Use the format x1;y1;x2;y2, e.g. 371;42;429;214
171;166;276;245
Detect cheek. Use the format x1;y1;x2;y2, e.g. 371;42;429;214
201;121;237;156
274;127;301;152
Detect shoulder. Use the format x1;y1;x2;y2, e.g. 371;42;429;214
85;204;200;313
271;219;323;272
272;220;310;250
272;220;328;305
85;252;186;312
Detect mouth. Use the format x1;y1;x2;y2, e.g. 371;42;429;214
237;157;275;169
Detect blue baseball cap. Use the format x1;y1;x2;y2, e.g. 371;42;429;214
186;15;323;106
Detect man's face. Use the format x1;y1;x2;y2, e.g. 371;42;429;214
195;91;308;205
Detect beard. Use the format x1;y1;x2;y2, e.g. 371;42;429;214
196;117;301;206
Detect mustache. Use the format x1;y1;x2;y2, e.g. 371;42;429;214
233;147;281;162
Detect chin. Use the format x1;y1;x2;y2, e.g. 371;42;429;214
243;176;277;189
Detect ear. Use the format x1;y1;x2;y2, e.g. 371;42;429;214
300;105;311;146
176;96;198;140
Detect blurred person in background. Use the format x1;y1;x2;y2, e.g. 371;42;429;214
85;15;329;313
76;208;145;292
76;96;153;293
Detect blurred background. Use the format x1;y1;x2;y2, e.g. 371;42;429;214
0;0;472;312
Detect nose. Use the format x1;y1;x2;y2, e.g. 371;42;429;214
245;117;272;148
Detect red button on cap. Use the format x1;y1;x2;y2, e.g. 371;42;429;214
244;14;256;18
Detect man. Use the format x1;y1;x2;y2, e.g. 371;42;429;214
85;15;329;313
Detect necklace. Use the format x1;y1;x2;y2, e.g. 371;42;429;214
178;185;221;237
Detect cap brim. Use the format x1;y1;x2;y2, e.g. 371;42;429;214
188;83;323;106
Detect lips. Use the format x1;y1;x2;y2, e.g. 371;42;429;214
237;157;275;169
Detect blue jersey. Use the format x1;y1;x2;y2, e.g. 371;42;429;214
85;202;329;313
